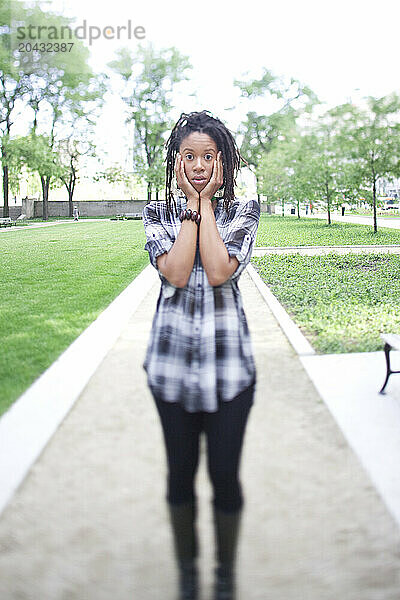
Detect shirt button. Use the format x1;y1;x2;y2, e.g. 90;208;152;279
197;283;201;288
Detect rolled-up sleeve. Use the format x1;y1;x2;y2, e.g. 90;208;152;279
224;199;260;281
142;202;175;283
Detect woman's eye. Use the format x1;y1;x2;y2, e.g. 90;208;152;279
205;154;213;160
185;153;193;160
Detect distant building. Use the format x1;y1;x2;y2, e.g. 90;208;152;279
377;177;400;199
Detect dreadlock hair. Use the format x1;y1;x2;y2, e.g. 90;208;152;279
164;110;248;217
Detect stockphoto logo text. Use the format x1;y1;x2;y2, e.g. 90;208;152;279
16;19;146;47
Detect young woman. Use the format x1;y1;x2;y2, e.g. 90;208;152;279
142;110;260;600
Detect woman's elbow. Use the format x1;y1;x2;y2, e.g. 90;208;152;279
207;271;230;286
157;253;187;288
208;258;240;286
162;272;188;288
166;270;189;288
174;277;188;288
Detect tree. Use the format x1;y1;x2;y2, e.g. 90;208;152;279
58;136;96;214
257;137;295;216
293;111;351;224
12;132;66;215
331;93;400;233
1;0;106;219
93;163;141;199
0;0;37;217
234;68;320;200
108;43;192;201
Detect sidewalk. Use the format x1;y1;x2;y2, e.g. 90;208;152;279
302;212;400;230
0;218;111;233
0;269;400;599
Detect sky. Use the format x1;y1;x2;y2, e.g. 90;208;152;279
43;0;400;106
15;0;400;184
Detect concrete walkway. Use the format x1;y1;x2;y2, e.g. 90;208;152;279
0;218;111;233
302;212;400;230
1;271;400;599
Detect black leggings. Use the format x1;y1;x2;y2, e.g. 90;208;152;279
152;383;255;513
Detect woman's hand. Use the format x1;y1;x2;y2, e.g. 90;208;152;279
175;153;199;203
200;151;224;203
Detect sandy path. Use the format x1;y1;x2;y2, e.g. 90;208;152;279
0;271;399;599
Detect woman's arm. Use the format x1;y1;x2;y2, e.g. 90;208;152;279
198;201;239;286
156;195;199;288
156;155;199;288
196;151;239;286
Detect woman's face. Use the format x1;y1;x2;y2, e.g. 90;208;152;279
179;131;219;193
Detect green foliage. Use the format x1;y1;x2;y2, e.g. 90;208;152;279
11;133;66;179
108;43;192;198
256;94;400;230
234;67;320;193
0;0;106;214
252;252;400;353
332;95;400;189
257;136;294;212
93;164;133;185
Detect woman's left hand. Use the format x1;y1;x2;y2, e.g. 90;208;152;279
200;151;224;203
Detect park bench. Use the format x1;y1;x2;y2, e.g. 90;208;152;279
379;333;400;393
123;212;142;220
110;213;142;221
0;217;16;227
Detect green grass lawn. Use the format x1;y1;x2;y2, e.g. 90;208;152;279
256;214;400;246
251;252;400;354
2;214;400;416
0;220;148;416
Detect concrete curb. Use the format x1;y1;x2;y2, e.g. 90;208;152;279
246;263;315;356
252;244;400;255
0;265;158;516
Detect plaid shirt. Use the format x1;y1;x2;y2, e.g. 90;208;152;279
142;194;260;412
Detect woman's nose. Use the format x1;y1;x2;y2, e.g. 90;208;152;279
194;157;205;171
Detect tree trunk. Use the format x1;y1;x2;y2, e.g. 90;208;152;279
64;172;76;217
281;198;285;216
2;163;9;218
68;191;74;216
147;181;152;202
41;175;50;220
372;178;377;233
326;188;331;225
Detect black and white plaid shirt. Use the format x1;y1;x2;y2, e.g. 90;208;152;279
142;194;260;412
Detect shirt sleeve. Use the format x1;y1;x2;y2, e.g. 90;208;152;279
224;199;260;282
142;201;176;286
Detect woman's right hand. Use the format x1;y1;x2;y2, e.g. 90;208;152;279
175;153;199;205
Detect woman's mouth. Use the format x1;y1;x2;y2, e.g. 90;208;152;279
192;177;207;184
